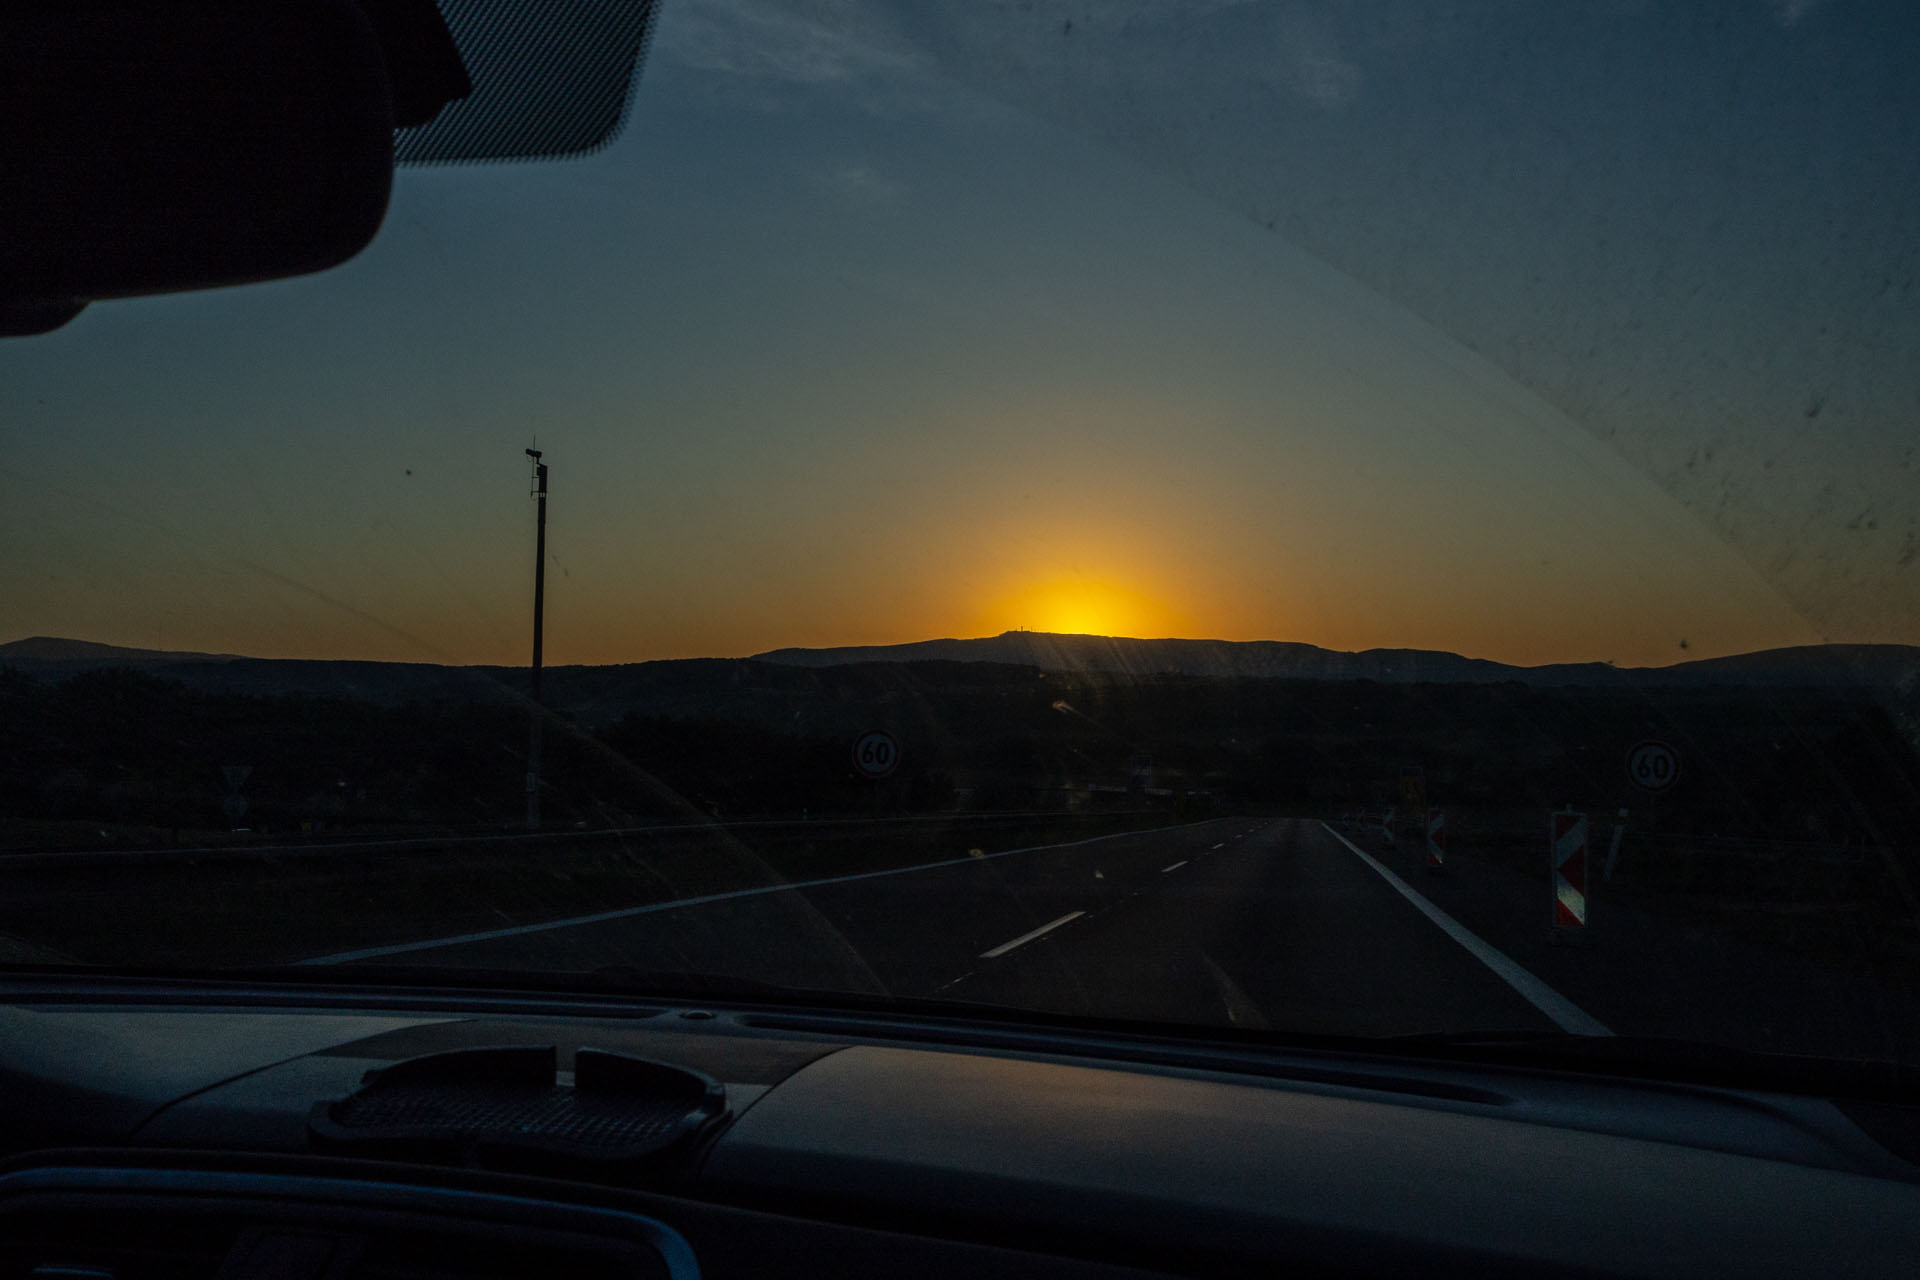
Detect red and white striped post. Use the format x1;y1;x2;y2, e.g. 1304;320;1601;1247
1426;807;1445;870
1550;808;1589;939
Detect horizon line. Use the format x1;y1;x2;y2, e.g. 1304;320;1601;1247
4;630;1910;676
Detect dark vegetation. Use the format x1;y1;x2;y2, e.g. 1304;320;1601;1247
3;660;1917;851
1;659;1916;979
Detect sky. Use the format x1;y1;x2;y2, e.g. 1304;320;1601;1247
1;0;1914;669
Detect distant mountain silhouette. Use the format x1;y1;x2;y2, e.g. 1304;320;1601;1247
758;633;1517;682
5;633;1915;731
753;631;1920;689
0;636;237;665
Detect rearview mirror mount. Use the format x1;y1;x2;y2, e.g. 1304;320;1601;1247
0;0;466;336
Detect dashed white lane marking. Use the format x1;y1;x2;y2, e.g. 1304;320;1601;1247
1210;843;1225;850
1161;860;1188;873
1319;823;1612;1037
299;818;1227;966
932;966;976;993
979;911;1085;959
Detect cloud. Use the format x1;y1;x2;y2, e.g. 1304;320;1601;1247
1272;5;1362;108
658;0;941;114
667;0;904;85
821;161;906;206
1770;0;1829;26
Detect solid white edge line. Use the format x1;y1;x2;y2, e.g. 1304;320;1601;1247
298;817;1229;966
1318;822;1613;1037
1161;861;1188;872
979;911;1085;959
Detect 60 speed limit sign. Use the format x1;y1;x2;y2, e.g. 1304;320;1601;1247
1626;740;1680;793
852;730;900;779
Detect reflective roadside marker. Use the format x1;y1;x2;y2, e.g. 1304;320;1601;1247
1399;765;1427;845
1426;807;1445;869
1550;808;1589;930
1603;809;1628;883
1382;806;1396;845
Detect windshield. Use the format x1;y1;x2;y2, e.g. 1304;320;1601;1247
2;0;1916;1074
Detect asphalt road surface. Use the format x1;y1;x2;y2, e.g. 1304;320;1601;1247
315;817;1570;1039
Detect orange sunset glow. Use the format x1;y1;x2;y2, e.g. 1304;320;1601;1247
973;577;1199;642
2;0;1899;674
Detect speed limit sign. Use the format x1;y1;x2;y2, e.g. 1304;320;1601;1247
852;730;900;779
1626;740;1680;793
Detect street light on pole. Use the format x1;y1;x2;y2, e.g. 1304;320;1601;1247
525;447;548;830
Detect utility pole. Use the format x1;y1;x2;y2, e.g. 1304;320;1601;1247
525;447;548;830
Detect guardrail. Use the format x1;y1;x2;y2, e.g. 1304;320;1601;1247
0;809;1178;870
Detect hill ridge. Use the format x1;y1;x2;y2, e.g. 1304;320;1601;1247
752;630;1919;687
6;632;1917;707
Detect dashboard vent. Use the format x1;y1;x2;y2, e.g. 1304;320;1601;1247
1;1205;233;1280
0;1167;690;1280
3;1211;642;1280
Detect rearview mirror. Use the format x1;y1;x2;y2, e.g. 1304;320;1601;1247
0;1;424;335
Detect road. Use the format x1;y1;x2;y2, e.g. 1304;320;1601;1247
315;817;1572;1039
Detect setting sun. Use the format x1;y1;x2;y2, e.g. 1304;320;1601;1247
981;577;1193;640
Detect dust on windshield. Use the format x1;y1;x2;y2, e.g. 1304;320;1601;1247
0;0;1915;1069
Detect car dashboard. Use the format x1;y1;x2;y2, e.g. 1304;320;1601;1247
0;978;1917;1279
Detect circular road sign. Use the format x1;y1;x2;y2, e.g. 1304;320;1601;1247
1626;740;1680;793
852;730;900;780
